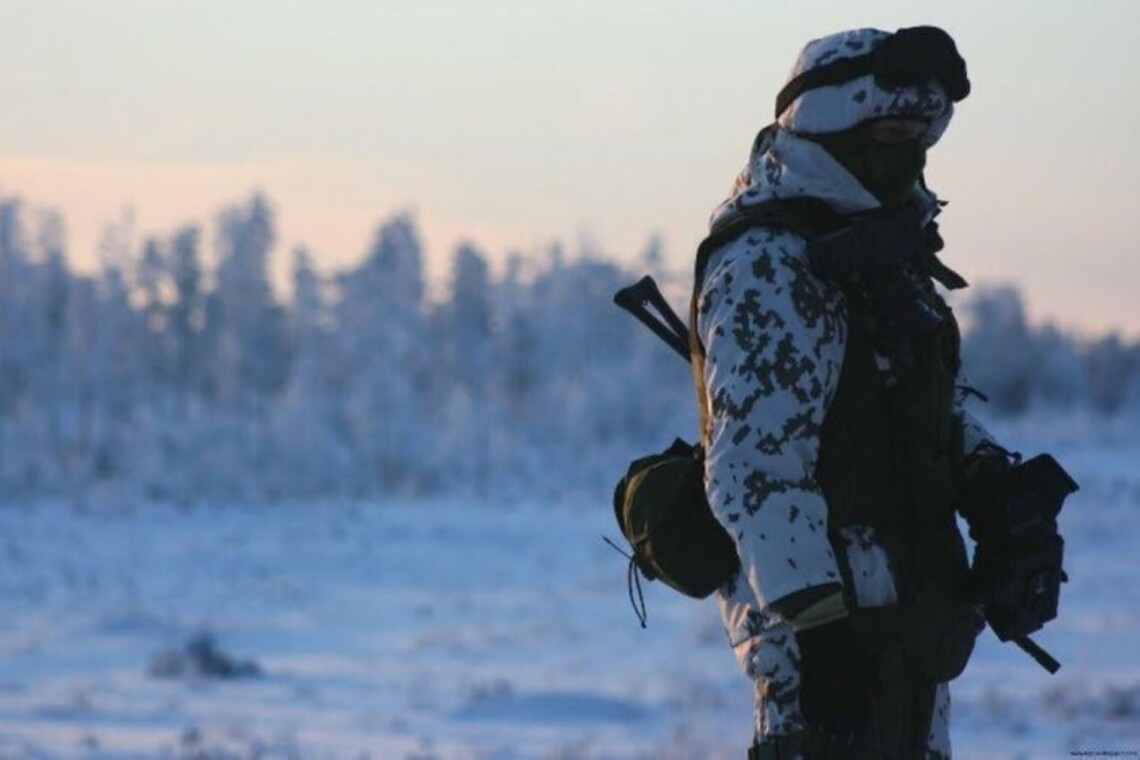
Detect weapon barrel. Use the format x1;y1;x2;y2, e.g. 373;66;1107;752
1014;635;1061;674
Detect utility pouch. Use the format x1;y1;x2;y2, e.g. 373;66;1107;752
903;598;984;680
849;591;981;683
837;524;981;683
612;438;739;599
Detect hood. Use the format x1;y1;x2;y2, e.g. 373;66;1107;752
710;27;957;232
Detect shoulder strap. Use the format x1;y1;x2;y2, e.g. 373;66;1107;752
690;198;844;354
693;198;844;295
688;198;844;446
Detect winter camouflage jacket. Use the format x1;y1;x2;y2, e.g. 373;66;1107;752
695;27;997;651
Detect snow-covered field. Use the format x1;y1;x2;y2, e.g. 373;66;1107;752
1;413;1138;759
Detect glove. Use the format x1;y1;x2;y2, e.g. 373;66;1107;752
795;616;878;740
961;453;1078;641
972;532;1064;641
958;444;1017;541
960;452;1075;544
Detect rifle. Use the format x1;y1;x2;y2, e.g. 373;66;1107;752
613;275;690;363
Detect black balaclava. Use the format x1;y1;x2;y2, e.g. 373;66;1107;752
809;123;927;208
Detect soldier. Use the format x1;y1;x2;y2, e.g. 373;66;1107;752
692;27;1073;759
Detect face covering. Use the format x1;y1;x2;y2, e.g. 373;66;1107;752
811;126;928;207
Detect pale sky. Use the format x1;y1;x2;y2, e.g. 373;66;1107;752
1;0;1138;337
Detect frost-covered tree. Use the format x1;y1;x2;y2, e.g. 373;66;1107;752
493;253;540;414
0;200;29;419
290;246;324;341
268;247;354;497
211;193;287;405
135;237;170;391
336;212;428;491
1032;324;1085;408
441;242;493;393
1085;334;1138;413
960;286;1036;413
88;257;140;484
426;242;496;491
168;225;204;406
0;199;32;491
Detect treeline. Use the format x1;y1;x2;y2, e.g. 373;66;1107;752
0;192;1136;504
959;286;1140;415
0;193;691;504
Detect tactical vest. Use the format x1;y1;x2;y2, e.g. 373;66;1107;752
691;201;979;759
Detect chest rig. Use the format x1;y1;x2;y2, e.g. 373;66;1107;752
690;197;967;531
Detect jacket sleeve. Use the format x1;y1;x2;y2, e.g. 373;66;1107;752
954;399;1000;459
952;383;1016;533
696;226;848;641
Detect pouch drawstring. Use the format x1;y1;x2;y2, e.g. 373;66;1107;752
603;536;648;628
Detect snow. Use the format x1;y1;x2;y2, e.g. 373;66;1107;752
0;499;746;759
1;413;1139;759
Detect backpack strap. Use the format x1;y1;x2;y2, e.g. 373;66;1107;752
688;198;844;448
690;198;844;357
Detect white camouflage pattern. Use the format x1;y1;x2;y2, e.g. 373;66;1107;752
698;27;994;756
711;26;959;230
777;27;955;145
732;533;953;758
700;223;848;641
729;524;903;740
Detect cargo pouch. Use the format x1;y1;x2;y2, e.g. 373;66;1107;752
836;536;982;683
850;592;980;685
611;438;740;602
899;597;983;682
